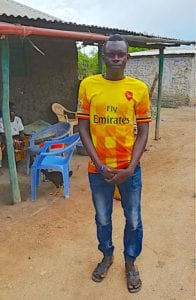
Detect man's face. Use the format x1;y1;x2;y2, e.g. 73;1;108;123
103;40;128;72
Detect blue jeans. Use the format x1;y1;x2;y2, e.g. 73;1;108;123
88;164;143;262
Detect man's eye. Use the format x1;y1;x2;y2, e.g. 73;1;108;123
107;53;125;58
118;53;125;57
107;53;115;58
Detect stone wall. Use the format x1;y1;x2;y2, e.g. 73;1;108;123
125;53;195;106
0;36;78;124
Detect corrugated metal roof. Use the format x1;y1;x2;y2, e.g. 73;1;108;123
0;0;62;22
129;46;196;56
0;0;195;48
0;0;177;39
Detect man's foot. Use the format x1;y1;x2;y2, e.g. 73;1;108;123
125;261;142;293
92;255;114;282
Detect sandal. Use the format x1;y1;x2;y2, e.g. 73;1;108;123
92;256;114;282
125;265;142;293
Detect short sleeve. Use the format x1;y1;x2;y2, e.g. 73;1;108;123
135;85;152;123
76;79;90;120
16;117;24;131
0;118;4;133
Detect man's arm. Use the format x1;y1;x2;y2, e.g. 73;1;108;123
78;119;101;170
18;130;24;141
127;122;149;173
106;122;149;184
78;119;114;179
0;132;6;146
0;133;3;144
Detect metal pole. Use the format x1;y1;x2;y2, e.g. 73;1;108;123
155;48;164;140
1;38;21;203
98;43;103;74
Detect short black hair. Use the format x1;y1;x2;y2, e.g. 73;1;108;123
103;34;129;53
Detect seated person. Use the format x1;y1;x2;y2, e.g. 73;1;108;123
0;102;25;166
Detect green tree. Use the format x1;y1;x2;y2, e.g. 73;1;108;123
77;46;147;79
78;49;99;79
128;47;148;53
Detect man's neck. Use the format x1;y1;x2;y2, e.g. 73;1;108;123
10;115;15;122
104;71;125;81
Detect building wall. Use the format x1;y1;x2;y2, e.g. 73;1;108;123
125;54;195;106
0;36;78;124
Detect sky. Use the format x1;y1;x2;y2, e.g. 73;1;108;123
16;0;195;41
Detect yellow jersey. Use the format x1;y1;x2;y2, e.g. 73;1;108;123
77;74;151;173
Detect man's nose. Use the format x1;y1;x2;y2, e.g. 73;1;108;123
113;54;120;60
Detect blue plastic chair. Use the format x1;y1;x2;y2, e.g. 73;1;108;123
31;132;80;201
26;122;71;174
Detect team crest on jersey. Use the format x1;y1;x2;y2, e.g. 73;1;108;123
125;91;133;101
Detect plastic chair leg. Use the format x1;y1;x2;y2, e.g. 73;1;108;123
26;152;30;175
36;169;42;186
62;168;69;198
69;125;74;136
31;167;37;201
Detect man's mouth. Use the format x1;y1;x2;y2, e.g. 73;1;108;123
111;64;121;67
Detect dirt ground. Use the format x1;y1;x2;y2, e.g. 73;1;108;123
0;106;195;300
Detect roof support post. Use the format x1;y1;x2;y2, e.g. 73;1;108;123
98;43;103;74
1;37;21;203
155;48;164;140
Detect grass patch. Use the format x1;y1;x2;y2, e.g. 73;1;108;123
161;103;178;108
150;104;178;119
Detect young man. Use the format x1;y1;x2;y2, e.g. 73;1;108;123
0;102;25;167
77;34;151;293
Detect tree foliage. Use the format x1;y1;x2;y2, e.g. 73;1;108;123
128;47;148;53
77;46;147;79
78;49;99;79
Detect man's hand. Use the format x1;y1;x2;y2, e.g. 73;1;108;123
102;166;119;180
105;168;133;185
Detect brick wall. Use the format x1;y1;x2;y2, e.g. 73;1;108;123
0;36;78;124
125;54;195;106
